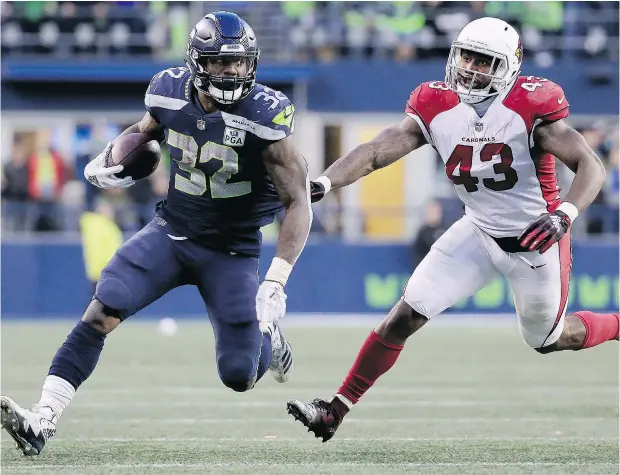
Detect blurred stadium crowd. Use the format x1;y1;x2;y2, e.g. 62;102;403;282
2;127;170;234
2;1;618;63
3;118;618;238
1;1;618;239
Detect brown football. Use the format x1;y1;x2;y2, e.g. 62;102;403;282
109;133;161;180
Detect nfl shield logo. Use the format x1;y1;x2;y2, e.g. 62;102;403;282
475;122;483;132
197;119;206;130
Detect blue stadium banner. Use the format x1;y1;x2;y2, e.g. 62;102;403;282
1;241;617;317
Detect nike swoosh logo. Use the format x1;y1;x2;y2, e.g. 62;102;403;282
516;254;546;270
557;97;565;104
167;234;188;241
283;110;293;118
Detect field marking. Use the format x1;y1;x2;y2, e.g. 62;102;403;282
7;385;618;396
62;416;615;424
64;400;619;409
50;436;619;443
3;462;618;470
0;314;518;328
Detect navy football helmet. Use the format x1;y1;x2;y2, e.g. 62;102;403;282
185;11;260;105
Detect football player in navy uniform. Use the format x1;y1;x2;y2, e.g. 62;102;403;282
1;12;312;456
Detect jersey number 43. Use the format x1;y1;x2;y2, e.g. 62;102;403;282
446;143;518;192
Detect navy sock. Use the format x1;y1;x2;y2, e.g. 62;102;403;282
256;332;272;381
48;321;106;390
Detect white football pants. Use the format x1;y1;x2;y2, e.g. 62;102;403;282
403;216;572;348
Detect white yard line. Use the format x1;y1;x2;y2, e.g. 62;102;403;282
66;399;618;409
62;416;614;424
0;314;519;328
8;385;618;395
3;462;617;470
255;314;518;327
51;436;619;443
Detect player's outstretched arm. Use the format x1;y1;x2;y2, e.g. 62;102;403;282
534;119;606;213
312;116;427;200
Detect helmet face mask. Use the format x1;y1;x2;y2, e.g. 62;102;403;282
449;47;506;98
193;53;256;104
445;17;522;105
185;12;260;105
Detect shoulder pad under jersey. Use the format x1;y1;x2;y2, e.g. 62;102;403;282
405;81;460;145
221;84;295;142
502;76;569;133
144;67;192;121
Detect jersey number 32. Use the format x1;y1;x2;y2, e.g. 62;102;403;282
167;129;251;199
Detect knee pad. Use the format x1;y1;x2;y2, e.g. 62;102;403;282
217;353;257;392
95;278;132;319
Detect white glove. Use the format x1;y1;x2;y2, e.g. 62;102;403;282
256;280;287;332
84;142;135;189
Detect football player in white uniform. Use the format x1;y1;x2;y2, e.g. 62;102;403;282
287;17;618;442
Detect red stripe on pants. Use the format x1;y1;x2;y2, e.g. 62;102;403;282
542;233;572;346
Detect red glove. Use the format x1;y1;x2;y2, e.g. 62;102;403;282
518;210;571;254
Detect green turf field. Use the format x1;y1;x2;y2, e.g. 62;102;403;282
1;319;618;474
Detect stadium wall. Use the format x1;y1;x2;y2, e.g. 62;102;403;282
2;240;617;318
2;60;618;115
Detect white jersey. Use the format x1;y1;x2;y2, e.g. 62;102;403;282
406;76;569;237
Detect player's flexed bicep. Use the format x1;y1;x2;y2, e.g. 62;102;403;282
311;116;427;202
520;118;606;254
534;119;606;215
506;76;606;253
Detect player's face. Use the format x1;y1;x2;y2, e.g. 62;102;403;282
457;50;495;89
204;55;251;77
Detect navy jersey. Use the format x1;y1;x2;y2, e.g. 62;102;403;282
144;67;295;256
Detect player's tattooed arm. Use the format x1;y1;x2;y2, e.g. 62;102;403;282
117;112;165;143
322;116;427;190
262;135;312;267
534;119;606;212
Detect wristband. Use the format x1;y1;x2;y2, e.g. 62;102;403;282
315;176;332;194
557;201;579;222
265;257;293;287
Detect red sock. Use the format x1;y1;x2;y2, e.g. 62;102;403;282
335;331;404;406
572;311;619;348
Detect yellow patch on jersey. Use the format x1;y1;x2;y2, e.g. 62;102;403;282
272;105;295;129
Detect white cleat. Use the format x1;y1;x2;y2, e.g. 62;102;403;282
264;322;293;383
1;396;56;456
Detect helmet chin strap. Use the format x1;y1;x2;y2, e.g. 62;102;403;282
456;83;497;104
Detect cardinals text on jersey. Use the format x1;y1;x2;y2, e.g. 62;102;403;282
406;76;569;237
